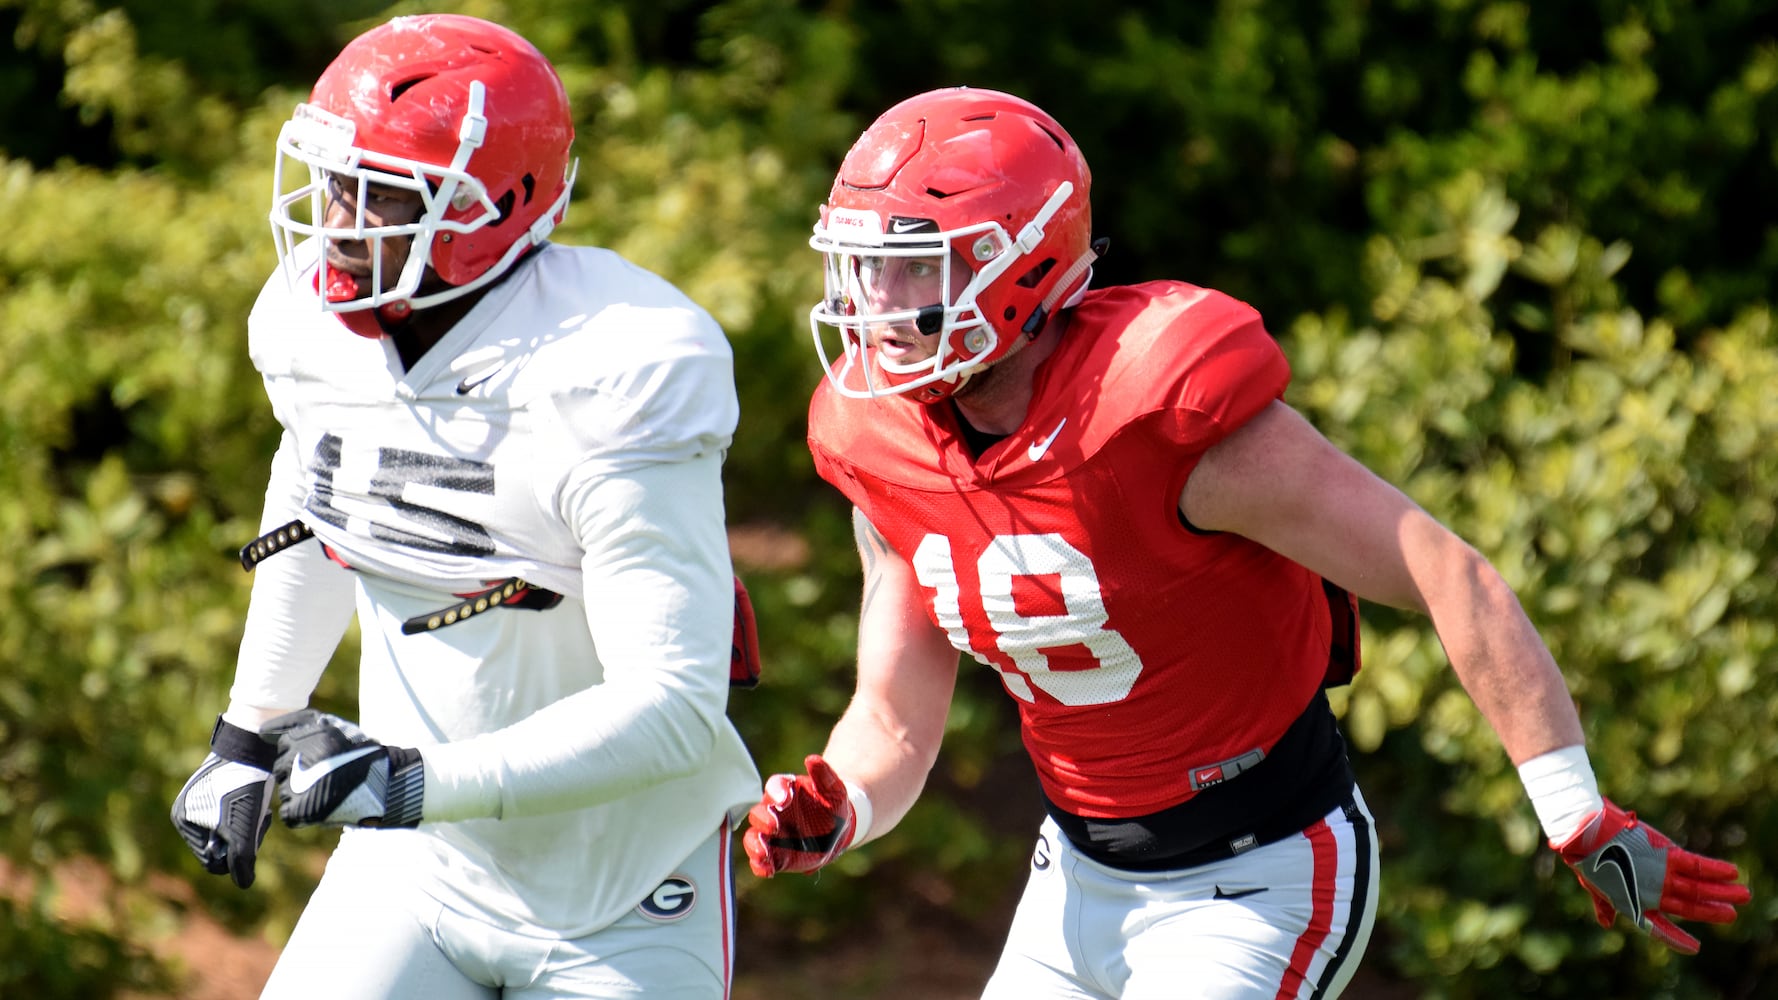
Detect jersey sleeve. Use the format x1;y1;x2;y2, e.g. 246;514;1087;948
226;430;357;720
540;303;738;474
419;288;743;820
419;449;737;820
1157;294;1290;455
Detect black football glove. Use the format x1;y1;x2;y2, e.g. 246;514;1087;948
171;716;278;889
263;709;425;829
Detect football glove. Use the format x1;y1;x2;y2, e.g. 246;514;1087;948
730;574;761;689
263;710;424;829
170;716;278;889
1553;797;1751;954
743;754;856;877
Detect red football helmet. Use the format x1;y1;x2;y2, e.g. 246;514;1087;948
809;87;1097;401
269;15;576;337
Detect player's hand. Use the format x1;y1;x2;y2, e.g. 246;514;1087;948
170;716;278;889
263;710;425;829
1553;797;1751;954
743;754;856;877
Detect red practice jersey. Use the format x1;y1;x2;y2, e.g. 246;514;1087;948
809;281;1337;819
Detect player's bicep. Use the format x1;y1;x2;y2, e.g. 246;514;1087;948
567;453;733;696
261;429;311;528
1180;400;1456;614
819;509;957;830
848;507;957;749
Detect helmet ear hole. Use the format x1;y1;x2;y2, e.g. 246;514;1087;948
1016;258;1057;289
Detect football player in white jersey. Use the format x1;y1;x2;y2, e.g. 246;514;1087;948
169;15;760;999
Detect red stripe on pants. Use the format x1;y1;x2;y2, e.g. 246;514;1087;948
1273;817;1338;1000
718;820;734;1000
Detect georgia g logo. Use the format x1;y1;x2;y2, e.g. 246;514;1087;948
637;875;698;922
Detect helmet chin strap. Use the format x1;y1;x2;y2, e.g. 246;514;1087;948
917;366;972;402
1019;241;1103;337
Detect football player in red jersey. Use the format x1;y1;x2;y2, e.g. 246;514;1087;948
743;87;1750;998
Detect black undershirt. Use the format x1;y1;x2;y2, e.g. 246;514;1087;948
1045;690;1356;871
953;406;1007;458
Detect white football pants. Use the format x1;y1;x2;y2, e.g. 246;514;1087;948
983;788;1378;1000
259;821;736;999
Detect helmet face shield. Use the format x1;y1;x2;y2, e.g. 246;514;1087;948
809;207;1019;400
270;99;502;314
806;87;1096;403
264;15;577;333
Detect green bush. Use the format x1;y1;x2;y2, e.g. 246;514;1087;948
1;0;1772;995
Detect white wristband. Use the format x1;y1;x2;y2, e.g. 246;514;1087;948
1517;744;1604;843
846;780;874;847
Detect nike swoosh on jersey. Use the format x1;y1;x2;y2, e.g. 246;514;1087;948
1213;885;1267;900
456;365;503;394
287;746;380;795
1028;417;1068;461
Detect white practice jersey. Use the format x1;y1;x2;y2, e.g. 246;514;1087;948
231;241;761;938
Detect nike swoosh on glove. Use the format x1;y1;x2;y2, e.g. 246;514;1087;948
1553;797;1752;954
743;754;856;877
170;716;278;888
263;709;424;829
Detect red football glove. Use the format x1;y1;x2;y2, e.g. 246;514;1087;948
1553;797;1751;954
730;575;760;689
743;754;856;878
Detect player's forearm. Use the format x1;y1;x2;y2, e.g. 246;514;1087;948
419;581;736;822
421;675;728;821
424;456;737;821
822;700;945;845
834;508;959;842
228;532;356;719
819;635;957;846
1422;537;1585;763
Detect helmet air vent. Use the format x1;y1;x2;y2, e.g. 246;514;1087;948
489;190;515;224
389;75;434;102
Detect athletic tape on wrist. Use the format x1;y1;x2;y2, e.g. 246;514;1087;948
1518;744;1603;843
846;781;874;847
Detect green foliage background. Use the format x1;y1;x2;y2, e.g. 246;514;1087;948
1;0;1774;996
